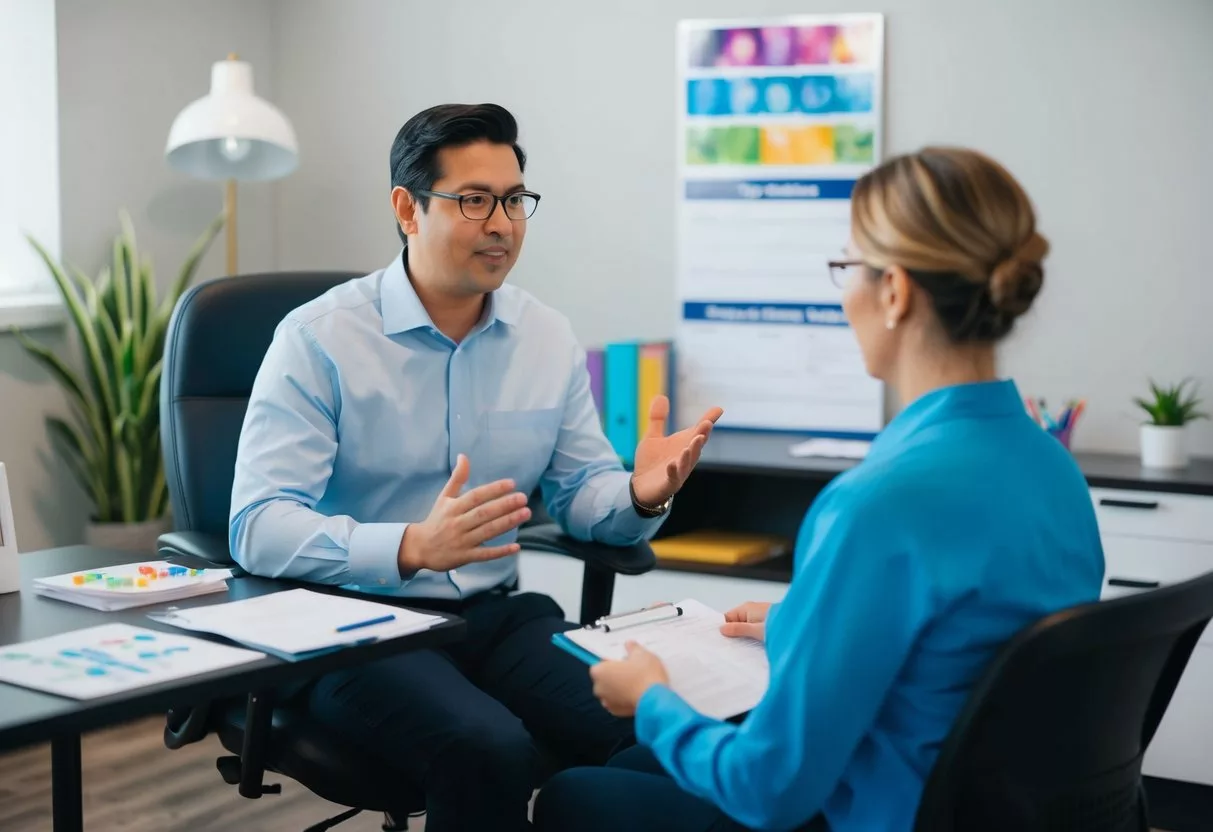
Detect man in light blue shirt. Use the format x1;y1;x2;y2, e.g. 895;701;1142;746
229;103;721;832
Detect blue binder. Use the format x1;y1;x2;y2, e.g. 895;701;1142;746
604;341;638;465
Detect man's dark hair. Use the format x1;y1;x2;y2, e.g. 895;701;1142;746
389;103;527;244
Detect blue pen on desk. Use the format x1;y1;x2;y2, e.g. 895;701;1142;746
335;614;396;633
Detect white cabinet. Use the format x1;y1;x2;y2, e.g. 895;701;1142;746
1090;486;1213;786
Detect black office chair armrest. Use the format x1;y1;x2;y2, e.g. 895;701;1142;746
516;523;656;575
158;531;245;572
516;523;657;625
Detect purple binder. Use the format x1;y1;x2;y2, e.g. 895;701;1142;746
586;348;606;422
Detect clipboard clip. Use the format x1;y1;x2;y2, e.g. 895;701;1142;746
589;602;684;633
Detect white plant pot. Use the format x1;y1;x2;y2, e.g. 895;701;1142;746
1140;424;1189;470
84;516;172;557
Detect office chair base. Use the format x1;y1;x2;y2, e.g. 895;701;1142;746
298;808;411;832
301;807;362;832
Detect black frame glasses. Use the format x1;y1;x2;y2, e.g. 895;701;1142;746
416;188;541;221
827;258;866;289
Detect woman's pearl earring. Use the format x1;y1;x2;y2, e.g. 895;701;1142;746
886;318;897;331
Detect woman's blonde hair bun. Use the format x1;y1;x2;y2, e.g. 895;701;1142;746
989;232;1049;317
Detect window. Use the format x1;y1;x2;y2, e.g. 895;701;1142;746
0;0;62;329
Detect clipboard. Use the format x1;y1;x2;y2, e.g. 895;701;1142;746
551;598;770;720
552;602;684;665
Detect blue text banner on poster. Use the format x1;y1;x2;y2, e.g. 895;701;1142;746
683;301;849;326
684;179;855;201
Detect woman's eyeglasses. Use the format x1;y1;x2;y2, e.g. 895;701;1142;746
827;259;865;289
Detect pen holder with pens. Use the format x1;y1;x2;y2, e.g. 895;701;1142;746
1025;398;1085;450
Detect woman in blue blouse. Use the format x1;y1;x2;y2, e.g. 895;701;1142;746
532;147;1105;832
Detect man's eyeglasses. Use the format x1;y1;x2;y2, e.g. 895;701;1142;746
827;258;866;289
416;189;541;221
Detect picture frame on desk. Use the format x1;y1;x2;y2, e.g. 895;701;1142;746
0;462;18;594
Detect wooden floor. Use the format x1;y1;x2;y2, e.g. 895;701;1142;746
0;715;423;831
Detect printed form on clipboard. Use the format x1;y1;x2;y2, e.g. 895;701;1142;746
553;599;769;720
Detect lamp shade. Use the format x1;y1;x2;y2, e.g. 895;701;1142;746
165;58;297;181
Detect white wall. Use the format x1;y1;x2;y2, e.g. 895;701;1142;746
272;0;1213;455
0;0;277;551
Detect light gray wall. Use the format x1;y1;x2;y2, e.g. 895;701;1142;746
0;0;277;550
0;333;88;552
57;0;278;280
272;0;1213;455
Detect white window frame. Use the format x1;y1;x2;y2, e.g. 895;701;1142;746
0;0;64;331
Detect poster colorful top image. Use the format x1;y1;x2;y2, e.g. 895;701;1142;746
675;15;885;437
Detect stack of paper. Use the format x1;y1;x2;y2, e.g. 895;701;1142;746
33;560;233;611
788;438;871;460
0;622;264;700
149;588;444;661
555;599;770;720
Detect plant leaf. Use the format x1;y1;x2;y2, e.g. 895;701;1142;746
10;327;107;451
28;236;119;429
46;416;108;514
143;446;167;521
161;211;225;318
135;359;163;424
112;235;131;343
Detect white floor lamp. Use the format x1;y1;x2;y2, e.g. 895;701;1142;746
165;54;298;275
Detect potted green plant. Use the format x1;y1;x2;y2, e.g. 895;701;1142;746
10;211;223;554
1133;378;1208;469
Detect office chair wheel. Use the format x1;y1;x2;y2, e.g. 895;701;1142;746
216;755;242;786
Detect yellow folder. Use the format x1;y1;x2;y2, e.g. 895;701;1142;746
651;531;790;565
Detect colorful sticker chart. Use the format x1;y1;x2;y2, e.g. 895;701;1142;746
0;623;263;700
32;560;233;611
675;14;886;437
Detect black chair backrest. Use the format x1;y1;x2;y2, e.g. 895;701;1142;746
160;271;361;555
915;569;1213;832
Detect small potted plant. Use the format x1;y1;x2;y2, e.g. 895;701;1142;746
1134;378;1208;469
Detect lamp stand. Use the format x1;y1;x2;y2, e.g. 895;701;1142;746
224;178;238;275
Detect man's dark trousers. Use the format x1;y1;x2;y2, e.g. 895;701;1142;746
305;590;631;831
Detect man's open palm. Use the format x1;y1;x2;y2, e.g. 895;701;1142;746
630;395;723;507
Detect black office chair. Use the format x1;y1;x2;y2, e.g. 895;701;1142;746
155;271;656;831
913;569;1213;831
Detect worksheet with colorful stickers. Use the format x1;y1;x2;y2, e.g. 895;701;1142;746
31;560;232;611
0;623;263;699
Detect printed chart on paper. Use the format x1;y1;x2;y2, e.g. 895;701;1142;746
675;15;885;435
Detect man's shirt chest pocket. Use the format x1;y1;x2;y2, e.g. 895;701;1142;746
481;407;563;489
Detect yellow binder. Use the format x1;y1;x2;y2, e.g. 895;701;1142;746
651;531;790;565
637;342;670;442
